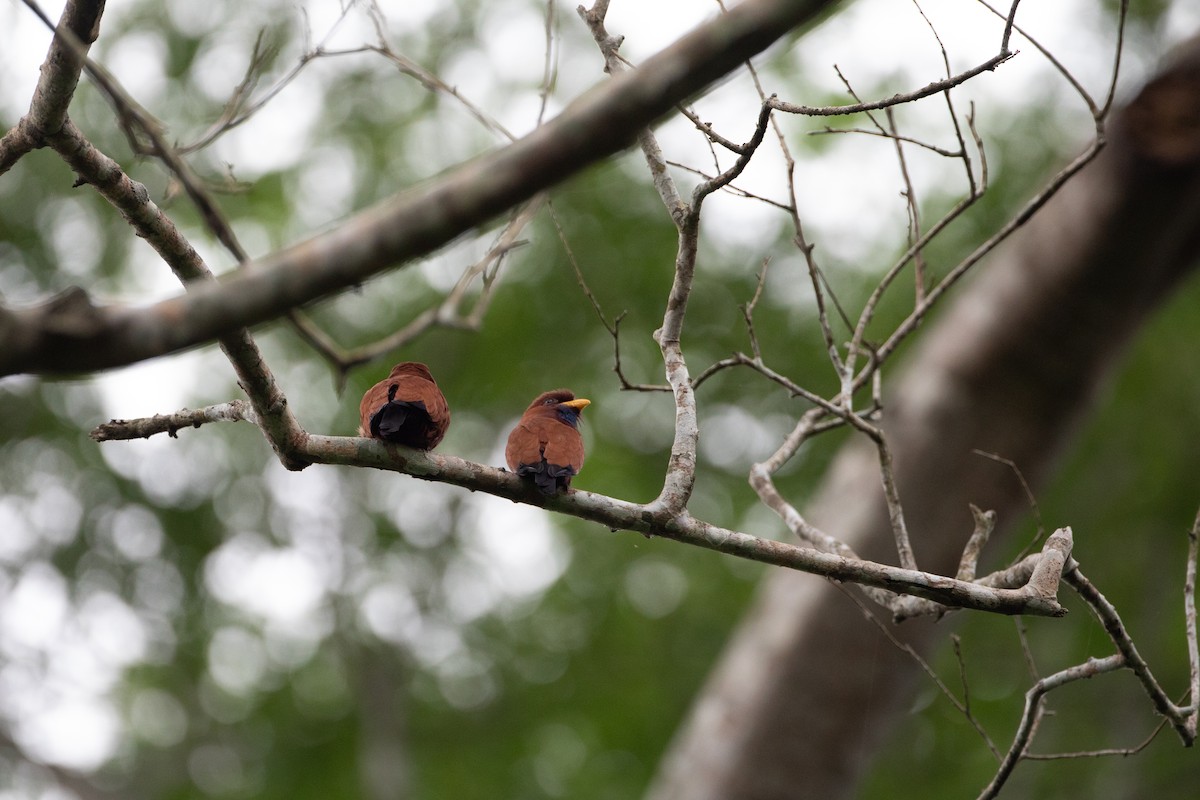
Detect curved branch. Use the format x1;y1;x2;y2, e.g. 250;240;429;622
294;433;1068;616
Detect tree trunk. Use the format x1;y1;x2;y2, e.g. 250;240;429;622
646;36;1200;800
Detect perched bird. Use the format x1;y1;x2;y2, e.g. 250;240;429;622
358;362;450;450
505;389;591;495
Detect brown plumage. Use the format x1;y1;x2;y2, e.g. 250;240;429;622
358;362;450;450
505;389;591;495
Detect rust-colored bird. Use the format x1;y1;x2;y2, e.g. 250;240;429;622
505;389;591;495
358;362;450;450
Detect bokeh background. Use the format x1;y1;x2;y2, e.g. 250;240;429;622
2;0;1199;797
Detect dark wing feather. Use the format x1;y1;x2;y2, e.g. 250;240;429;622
358;363;450;450
370;398;428;440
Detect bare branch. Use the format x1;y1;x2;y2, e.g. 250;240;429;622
809;124;961;157
292;433;1070;616
973;449;1047;559
578;0;705;514
957;505;997;581
1098;0;1130;119
1024;717;1167;760
741;258;770;362
749;408;863;556
90;401;254;441
1015;618;1040;680
550;202;671;393
878;434;918;569
693;101;774;200
297;197;542;378
890;550;1075;623
847;593;1002;758
356;44;517;141
950;634;1003;758
537;0;561;126
678;104;751;154
0;122;38;175
884;106;927;304
179;3;359;153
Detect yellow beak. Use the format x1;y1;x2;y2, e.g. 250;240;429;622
562;398;591;411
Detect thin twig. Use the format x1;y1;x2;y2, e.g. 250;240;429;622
299;198;542;380
950;634;1003;759
1186;508;1200;737
537;0;560;126
1024;717;1168;760
874;140;1105;367
846;592;1001;758
91;401;254;441
548;201;670;392
742;258;770;361
808;126;961;158
678;103;751;154
769;52;1016;117
179;4;357;152
1014;618;1040;681
836;405;918;571
972;449;1046;560
957;505;997;581
885;106;927;304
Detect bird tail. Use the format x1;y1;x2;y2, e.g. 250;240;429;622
518;462;576;495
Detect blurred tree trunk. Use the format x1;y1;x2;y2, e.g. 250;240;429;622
646;36;1200;800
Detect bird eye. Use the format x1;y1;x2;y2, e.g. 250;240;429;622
544;398;556;405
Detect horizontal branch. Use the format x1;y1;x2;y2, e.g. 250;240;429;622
86;398;1072;621
297;433;1070;616
0;0;840;377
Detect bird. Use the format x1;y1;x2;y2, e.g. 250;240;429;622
505;389;591;495
358;362;450;450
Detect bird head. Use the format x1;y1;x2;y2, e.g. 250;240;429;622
388;362;436;381
527;389;591;428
